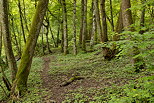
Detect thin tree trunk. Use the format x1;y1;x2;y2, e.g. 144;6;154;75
113;6;123;41
56;24;60;47
1;0;18;82
94;0;103;43
139;0;146;34
109;0;114;31
100;0;108;42
50;27;57;48
82;0;87;51
90;2;97;49
44;17;52;53
11;0;49;97
88;1;94;41
18;0;26;43
79;0;84;47
61;0;68;55
42;26;45;55
11;17;21;56
73;0;77;55
0;25;2;57
22;0;29;33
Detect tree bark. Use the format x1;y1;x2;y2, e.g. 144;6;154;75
109;0;114;31
73;0;77;55
18;0;26;43
82;0;87;51
11;0;49;97
122;0;144;71
1;0;18;82
121;0;133;30
79;0;84;47
139;0;146;34
94;0;103;43
100;0;108;42
0;25;2;57
113;5;123;41
61;0;68;55
90;1;97;49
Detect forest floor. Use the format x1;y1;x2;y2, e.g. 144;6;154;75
0;51;154;103
38;51;153;103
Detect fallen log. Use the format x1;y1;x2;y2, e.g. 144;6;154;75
60;76;84;87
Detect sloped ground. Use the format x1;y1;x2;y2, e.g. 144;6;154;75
40;52;153;103
0;52;153;103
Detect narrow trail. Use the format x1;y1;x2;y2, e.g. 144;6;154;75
41;57;51;87
41;56;66;103
40;56;99;103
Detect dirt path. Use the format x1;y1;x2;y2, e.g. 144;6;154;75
40;56;134;103
40;56;99;103
41;56;66;103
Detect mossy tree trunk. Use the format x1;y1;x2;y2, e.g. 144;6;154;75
11;0;49;97
1;0;18;82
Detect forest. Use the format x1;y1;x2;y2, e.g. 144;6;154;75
0;0;154;102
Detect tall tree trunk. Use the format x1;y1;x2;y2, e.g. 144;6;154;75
56;24;60;47
121;0;133;30
11;0;49;97
82;0;87;51
1;0;18;82
11;17;21;57
61;0;68;55
79;0;84;47
139;0;146;34
44;17;52;53
22;0;29;33
18;0;26;43
113;5;123;41
41;26;45;55
0;24;11;91
109;0;114;31
100;0;108;42
0;25;2;57
50;27;57;48
122;0;143;71
73;0;77;55
94;0;103;43
90;2;97;49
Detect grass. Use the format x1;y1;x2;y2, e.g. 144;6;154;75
0;50;153;102
0;57;46;103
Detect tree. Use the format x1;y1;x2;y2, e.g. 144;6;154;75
73;0;77;55
82;0;87;51
61;0;68;55
0;25;2;57
121;0;133;30
18;0;26;43
11;0;49;97
121;0;144;71
100;0;108;42
1;0;18;82
94;0;103;42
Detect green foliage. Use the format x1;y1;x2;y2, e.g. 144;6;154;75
114;26;154;70
109;76;154;103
